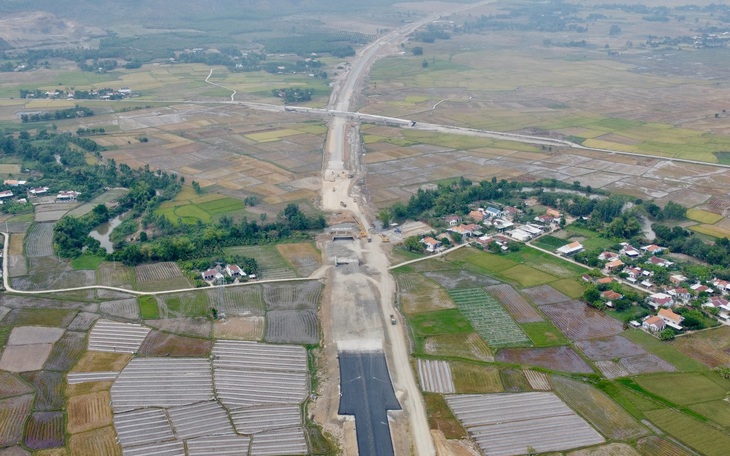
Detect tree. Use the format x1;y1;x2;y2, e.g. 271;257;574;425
583;286;600;304
191;181;202;194
422;59;429;68
659;329;675;340
609;24;622;35
412;46;424;55
403;236;424;252
378;209;392;227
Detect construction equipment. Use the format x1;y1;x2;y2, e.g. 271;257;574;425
380;234;390;243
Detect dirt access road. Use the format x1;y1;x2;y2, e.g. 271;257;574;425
316;2;493;455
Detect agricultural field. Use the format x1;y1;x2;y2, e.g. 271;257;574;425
446;393;604;455
156;186;246;224
541;300;624;341
448;288;530;348
225;245;298;279
206;285;265;316
276;242;321;277
396;273;455;314
486;284;543;323
24;223;55;257
669;325;730;368
265;309;319;344
263;280;322;310
449;362;503;394
419;332;493;362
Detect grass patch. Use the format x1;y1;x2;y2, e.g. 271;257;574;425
461;251;517;273
645;408;730;456
634;373;728;406
499;264;557;287
531;235;568;251
417;333;493;362
422;393;468;439
520;321;568;347
409;309;473;337
596;380;663;421
71;255;104;270
500;368;532;392
622;330;708;372
686;208;723;224
549;278;587;299
689;224;730;238
138;296;159;320
163;292;210;318
450;361;504;393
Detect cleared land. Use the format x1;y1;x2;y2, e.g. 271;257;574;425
497;346;593;374
207;286;265;316
396;273;455;314
263;281;322;310
450;362;504;394
0;343;54;372
420;332;493;362
213;316;265;340
522;285;571;306
68;426;121;456
276;242;321;277
446;392;604;456
541;301;623;341
424;269;499;289
136;331;212;357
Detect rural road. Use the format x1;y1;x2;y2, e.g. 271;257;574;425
0;232;327;296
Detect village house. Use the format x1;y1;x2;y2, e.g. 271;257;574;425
468;210;484;222
605;259;624;272
449;223;480;238
225;264;244;277
445;215;462;227
504;206;521;219
492;218;514;231
690;283;713;295
670;274;688;285
485;206;503;219
642;315;666;332
648;256;673;267
0;190;13;199
508;229;532;242
642;244;665;255
597;277;615;285
56;190;81;201
3;179;26;187
598;251;620;262
706;296;730;311
625;267;643;282
421;236;443;253
620;243;641;258
520;224;543;236
666;287;691;303
201;268;219;281
658;308;684;330
712;278;730;293
29;187;49;196
534;214;554;225
556;241;584;256
647;292;674;309
601;290;623;307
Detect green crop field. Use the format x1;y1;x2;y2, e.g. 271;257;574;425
71;255;104;270
408;309;473;337
635;373;729;406
531;235;568;251
156;186;246;224
138;296;160;320
686;209;723;224
645;408;730;456
499;264;556;288
519;321;568;347
448;288;530;348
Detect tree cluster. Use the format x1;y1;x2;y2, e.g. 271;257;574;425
20;106;94;123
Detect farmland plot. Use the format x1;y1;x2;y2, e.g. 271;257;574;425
417;359;455;394
100;299;140;320
541;301;623;341
122;440;184;456
645;408;730;456
501;369;532;392
146;317;211;338
448;288;530;347
167;401;235;439
397;273;455;314
552;376;648;441
112;408;175;448
497;346;593;373
24;411;65;450
110;358;213;412
206;286;264;316
425;269;499;289
67;372;120;384
231;405;301;434
576;336;647;361
0;372;33;398
523;371;551;390
446;393;604;456
72;351;132;373
450;362;504;394
25;223;55;257
134;262;184;282
213;316;264;340
67;391;113;434
276;243;321;277
265;309;319;344
87;319;150;353
263;281;322;310
620;354;677;375
159;291;210;318
96;262;135;287
486;284;543;323
522;285;571;306
68;426;121;456
636;436;695;456
137;331;212;357
7;326;64;345
0;343;55;372
250;427;308;456
187;435;251;456
44;331;86;372
0;394;33;447
20;371;64;411
421;333;493;362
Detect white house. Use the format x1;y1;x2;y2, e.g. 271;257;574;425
225;264;244;277
57;190;81;201
29;187;49;195
556;241;584;256
421;236;443;253
0;190;13;199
